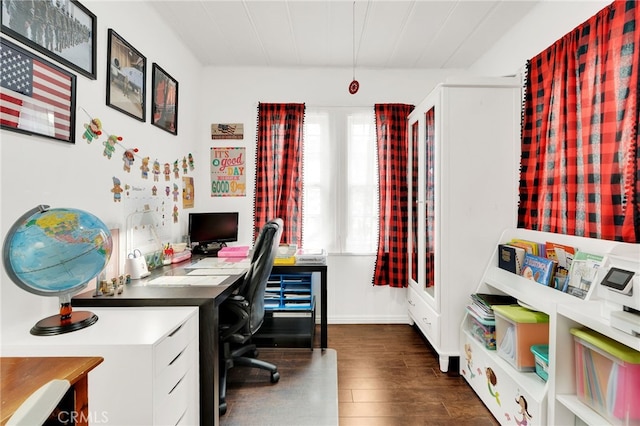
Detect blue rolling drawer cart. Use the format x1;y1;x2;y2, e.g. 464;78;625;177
254;273;316;349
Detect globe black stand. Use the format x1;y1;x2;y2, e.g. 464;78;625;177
30;296;99;336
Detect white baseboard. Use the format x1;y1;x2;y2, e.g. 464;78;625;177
321;314;411;325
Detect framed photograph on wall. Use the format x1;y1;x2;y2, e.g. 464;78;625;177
0;0;97;80
151;63;178;135
0;37;76;144
106;29;145;121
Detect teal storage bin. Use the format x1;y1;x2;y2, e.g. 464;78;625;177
530;344;549;381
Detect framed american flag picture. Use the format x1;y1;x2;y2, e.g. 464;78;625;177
0;37;76;144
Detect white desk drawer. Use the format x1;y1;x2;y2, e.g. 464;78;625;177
154;314;197;376
1;307;200;426
154;366;196;426
155;340;196;397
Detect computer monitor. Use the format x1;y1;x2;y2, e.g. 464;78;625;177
188;212;239;255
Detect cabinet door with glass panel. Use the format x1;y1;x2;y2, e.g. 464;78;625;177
409;119;420;288
408;106;436;306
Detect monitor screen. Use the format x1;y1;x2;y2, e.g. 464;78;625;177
188;212;239;246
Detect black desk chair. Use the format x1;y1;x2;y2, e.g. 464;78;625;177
218;218;283;415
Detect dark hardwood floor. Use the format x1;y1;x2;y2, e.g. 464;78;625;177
329;324;499;425
224;324;499;425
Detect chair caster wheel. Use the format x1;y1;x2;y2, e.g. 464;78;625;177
219;402;227;416
251;349;259;358
271;371;280;383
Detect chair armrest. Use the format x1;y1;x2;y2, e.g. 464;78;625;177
219;297;250;341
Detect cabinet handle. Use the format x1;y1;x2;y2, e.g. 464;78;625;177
408;299;415;307
168;323;184;337
421;317;431;325
169;372;187;394
174;410;187;425
169;347;187;366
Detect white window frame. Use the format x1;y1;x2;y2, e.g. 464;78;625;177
303;107;377;255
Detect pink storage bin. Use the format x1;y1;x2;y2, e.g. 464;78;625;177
217;246;250;258
571;328;640;425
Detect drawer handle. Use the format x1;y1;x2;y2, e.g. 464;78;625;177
169;347;186;366
168;323;184;337
408;299;415;307
421;317;431;325
174;409;187;426
169;373;187;395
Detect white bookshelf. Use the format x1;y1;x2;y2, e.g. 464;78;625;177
460;228;640;426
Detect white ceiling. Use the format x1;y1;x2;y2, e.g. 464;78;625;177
149;0;541;70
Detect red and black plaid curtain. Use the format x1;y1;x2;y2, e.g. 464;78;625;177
254;103;305;245
520;0;639;242
373;104;414;287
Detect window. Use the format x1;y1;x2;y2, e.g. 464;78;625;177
303;107;377;254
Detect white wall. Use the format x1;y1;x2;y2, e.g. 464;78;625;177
0;1;202;328
197;65;468;324
0;0;611;332
470;0;611;76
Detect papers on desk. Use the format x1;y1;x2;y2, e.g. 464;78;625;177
146;275;228;286
186;257;251;270
187;268;246;276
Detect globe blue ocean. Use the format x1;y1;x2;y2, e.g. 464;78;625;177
4;207;112;296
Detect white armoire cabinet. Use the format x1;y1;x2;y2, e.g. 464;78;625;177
407;77;522;372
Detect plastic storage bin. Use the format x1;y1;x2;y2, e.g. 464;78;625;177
465;306;496;350
493;305;549;371
531;344;549;381
571;328;640;426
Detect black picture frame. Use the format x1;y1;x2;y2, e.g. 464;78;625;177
151;63;178;135
106;29;145;122
0;37;76;144
0;0;97;80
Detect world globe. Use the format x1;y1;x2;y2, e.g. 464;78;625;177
3;205;113;335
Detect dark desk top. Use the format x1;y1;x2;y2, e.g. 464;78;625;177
73;256;246;308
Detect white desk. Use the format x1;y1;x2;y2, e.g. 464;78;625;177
1;307;199;426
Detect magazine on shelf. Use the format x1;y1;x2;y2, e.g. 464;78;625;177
520;253;557;286
564;251;605;299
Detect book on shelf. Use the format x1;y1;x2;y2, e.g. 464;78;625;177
471;293;518;309
520;253;557;286
564;251;605;299
545;241;577;290
509;238;539;255
466;303;494;322
498;244;526;274
468;293;518;320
